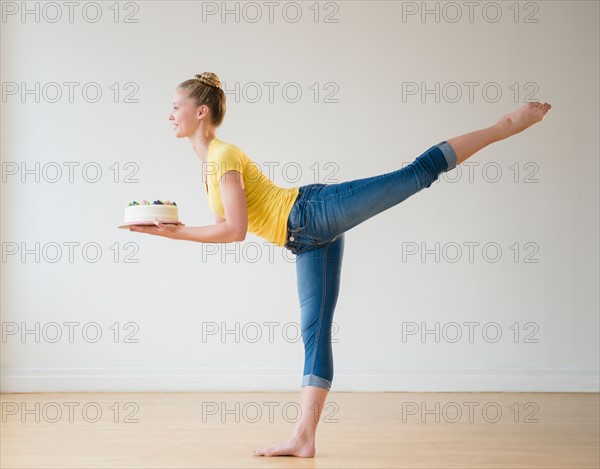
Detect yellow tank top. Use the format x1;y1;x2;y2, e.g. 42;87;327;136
204;137;300;247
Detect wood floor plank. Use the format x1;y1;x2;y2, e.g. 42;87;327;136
1;392;598;468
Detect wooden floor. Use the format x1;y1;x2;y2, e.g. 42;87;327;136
1;392;598;468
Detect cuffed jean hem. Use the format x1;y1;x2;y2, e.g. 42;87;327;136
437;141;458;172
302;374;332;391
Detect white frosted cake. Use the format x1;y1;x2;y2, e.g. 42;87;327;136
123;200;179;225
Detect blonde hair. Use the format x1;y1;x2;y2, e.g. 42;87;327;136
177;72;226;127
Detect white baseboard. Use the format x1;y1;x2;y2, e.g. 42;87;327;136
1;367;598;393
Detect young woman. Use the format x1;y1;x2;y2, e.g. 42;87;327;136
130;72;552;458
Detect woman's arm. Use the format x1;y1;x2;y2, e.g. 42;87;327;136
130;170;247;243
174;222;243;243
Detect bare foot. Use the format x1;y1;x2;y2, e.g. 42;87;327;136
253;433;316;457
496;101;552;139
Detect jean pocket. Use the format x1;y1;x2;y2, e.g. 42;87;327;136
289;201;310;234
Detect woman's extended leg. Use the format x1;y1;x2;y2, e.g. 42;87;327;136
448;101;552;164
295;101;552;246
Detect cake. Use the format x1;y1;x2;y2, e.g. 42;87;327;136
123;200;179;225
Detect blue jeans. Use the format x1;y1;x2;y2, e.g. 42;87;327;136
283;141;458;390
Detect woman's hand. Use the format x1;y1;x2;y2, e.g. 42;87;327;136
129;219;185;240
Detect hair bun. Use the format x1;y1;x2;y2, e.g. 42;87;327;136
195;72;221;89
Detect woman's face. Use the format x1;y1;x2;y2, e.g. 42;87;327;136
169;89;204;138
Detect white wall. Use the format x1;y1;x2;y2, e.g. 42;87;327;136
1;1;598;392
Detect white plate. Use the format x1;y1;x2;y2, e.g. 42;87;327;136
117;220;184;229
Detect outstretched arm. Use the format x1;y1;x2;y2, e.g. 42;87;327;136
130;170;248;243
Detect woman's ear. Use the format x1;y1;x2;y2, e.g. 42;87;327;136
198;104;208;119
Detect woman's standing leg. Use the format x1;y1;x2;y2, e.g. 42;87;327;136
296;234;344;390
254;234;345;457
